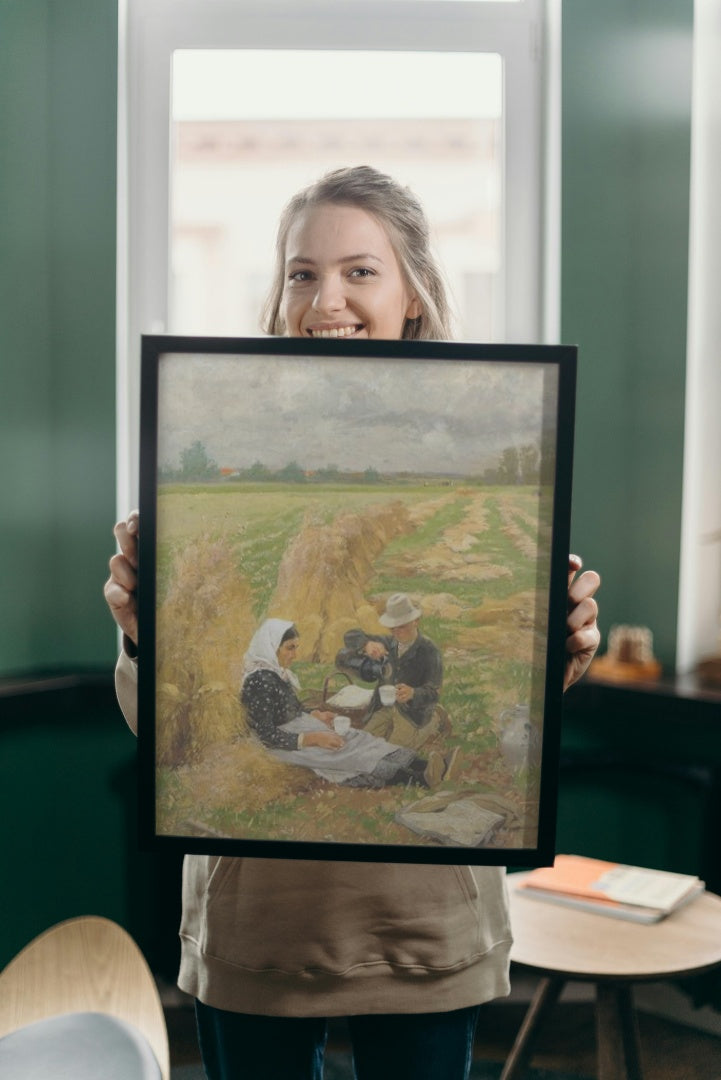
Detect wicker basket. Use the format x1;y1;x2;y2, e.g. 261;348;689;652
300;671;376;728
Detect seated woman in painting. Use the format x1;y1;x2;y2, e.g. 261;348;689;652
241;618;456;788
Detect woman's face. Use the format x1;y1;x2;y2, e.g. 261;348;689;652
276;636;300;668
281;203;421;340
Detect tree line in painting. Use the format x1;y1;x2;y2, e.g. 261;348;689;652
160;439;554;487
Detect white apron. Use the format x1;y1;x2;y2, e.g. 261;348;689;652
271;712;416;786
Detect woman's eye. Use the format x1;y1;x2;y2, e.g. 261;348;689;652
288;270;313;283
349;267;375;279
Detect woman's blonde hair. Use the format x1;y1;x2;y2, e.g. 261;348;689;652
261;165;454;341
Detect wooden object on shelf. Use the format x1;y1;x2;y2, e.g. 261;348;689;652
591;624;662;683
591;654;662;683
696;654;721;689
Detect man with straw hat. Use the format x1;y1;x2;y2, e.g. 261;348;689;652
337;594;455;773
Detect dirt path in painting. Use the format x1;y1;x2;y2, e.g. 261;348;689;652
378;490;543;668
496;491;542;560
267;489;543;668
384;490;511;585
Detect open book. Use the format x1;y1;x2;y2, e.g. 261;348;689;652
515;854;705;923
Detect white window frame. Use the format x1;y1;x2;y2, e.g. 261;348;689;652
117;0;558;511
677;0;721;674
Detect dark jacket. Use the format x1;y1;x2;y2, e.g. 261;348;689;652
337;629;442;728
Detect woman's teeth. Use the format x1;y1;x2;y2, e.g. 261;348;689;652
310;325;360;338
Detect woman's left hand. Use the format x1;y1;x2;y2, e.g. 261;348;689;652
564;554;601;691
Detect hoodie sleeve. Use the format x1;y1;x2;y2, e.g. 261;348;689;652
115;645;139;736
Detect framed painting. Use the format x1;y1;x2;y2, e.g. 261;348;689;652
137;335;576;864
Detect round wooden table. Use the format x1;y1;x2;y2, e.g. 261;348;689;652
502;873;721;1080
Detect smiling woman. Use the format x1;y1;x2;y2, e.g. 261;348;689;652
263;166;451;341
282;205;420;340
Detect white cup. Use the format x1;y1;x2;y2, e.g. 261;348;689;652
379;684;396;707
333;715;351;736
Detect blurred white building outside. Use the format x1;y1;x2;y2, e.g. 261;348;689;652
169;50;503;342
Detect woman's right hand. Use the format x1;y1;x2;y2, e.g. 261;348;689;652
303;730;344;750
103;510;140;646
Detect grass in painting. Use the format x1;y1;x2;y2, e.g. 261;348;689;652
153;482;552;849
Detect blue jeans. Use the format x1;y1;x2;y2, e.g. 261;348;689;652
195;1000;481;1080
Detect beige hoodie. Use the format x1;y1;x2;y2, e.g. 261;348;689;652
116;650;512;1016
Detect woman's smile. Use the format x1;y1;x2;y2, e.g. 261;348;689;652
306;323;364;339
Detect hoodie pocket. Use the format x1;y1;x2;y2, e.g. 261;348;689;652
183;857;509;976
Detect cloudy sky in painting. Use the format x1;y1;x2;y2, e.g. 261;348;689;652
156;351;557;475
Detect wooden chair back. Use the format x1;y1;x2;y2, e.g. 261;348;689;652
0;915;169;1079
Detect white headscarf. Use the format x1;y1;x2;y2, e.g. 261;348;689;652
242;618;301;689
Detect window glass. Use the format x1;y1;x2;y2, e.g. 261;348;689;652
170;50;503;341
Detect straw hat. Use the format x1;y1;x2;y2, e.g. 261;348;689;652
379;593;422;628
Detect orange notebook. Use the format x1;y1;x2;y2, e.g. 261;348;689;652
516;854;704;923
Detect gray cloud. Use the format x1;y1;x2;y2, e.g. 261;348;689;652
157;351;557;475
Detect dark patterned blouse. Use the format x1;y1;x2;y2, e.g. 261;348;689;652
241;669;304;751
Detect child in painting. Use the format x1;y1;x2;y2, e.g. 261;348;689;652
105;166;601;1080
241;618;449;788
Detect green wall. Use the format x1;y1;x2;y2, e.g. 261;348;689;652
0;0;134;970
0;0;118;676
0;683;183;973
562;0;693;669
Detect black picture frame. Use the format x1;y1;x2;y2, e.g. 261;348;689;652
138;335;576;865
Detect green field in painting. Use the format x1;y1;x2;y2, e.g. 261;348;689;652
153;481;553;850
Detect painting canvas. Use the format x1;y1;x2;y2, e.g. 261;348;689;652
137;336;576;865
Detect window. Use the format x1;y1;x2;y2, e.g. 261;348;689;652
118;0;556;509
169;49;503;340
